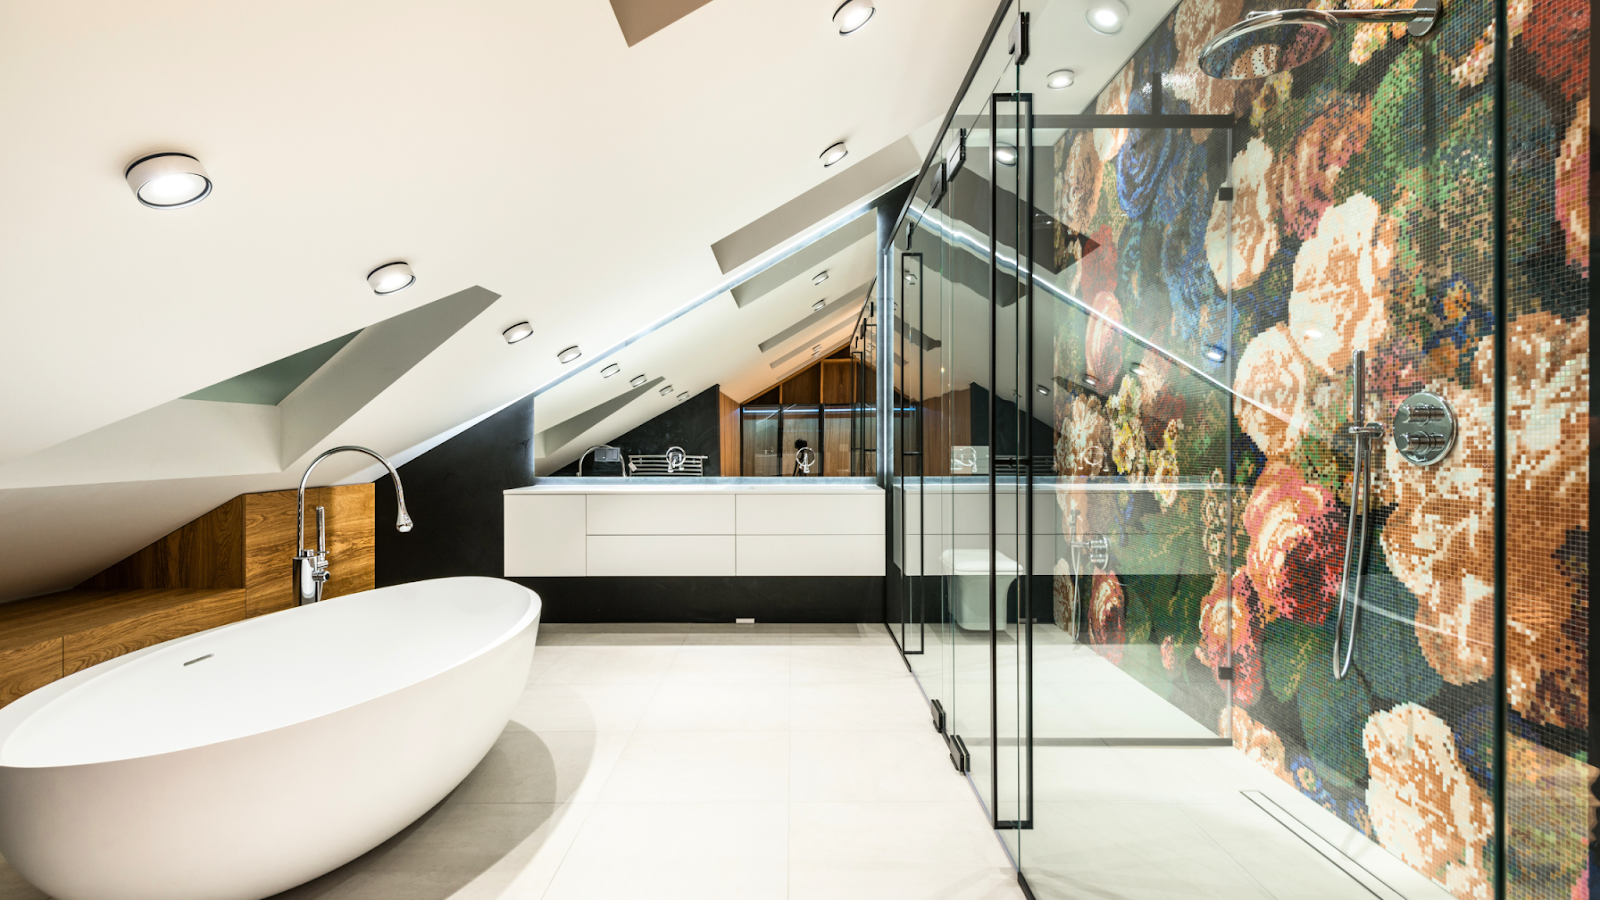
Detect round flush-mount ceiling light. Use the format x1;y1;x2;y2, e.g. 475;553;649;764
601;363;620;378
557;345;582;364
1046;69;1076;89
995;143;1019;166
503;322;533;344
630;375;647;387
820;142;849;167
833;0;875;34
125;152;212;209
1086;0;1128;34
367;261;416;295
659;385;675;396
677;392;689;401
813;270;830;285
813;299;826;311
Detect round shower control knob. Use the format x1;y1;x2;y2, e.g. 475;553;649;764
1392;392;1456;465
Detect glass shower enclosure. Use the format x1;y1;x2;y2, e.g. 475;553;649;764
882;1;1591;899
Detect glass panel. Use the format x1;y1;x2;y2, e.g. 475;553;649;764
780;405;820;476
740;406;780;477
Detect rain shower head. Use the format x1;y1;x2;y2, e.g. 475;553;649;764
1197;0;1439;79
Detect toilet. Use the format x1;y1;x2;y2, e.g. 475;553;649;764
941;549;1023;630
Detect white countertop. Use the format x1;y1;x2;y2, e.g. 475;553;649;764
506;478;882;495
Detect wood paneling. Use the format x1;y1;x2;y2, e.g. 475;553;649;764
84;497;246;590
821;359;855;405
0;639;62;707
780;366;821;405
0;484;375;707
65;590;245;674
719;392;740;477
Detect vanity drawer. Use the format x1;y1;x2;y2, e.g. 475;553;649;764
504;494;586;577
736;534;884;576
586;535;736;576
736;493;884;535
587;493;734;535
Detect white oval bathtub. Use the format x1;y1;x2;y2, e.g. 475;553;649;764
0;576;540;900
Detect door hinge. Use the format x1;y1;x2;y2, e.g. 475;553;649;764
947;733;970;773
1217;185;1234;201
1217;665;1235;681
1008;12;1030;65
931;698;947;734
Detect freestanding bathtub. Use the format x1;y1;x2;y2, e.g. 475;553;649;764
0;576;540;900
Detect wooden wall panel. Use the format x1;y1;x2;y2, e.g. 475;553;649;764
821;360;855;405
0;639;62;707
84;496;245;590
244;484;374;616
780;366;822;405
65;590;245;674
719;392;740;477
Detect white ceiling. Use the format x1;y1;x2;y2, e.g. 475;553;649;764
0;0;1170;602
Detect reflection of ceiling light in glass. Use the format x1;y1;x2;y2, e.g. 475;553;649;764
820;142;848;167
125;152;212;208
1304;328;1323;339
1036;384;1049;395
1205;345;1227;363
366;262;416;295
832;0;875;34
631;375;647;387
557;345;582;363
502;321;533;344
1131;363;1149;377
1083;373;1098;386
659;385;674;395
995;144;1018;166
813;271;829;285
1086;0;1127;34
813;299;826;311
1046;69;1075;89
601;363;620;377
904;270;918;285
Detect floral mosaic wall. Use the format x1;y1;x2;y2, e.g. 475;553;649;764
1048;0;1590;897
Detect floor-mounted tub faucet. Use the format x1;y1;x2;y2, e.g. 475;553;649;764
294;445;412;605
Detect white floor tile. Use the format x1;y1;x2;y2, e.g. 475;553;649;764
530;644;681;685
452;728;630;804
542;801;788;900
636;683;792;731
789;801;1014;871
662;645;793;683
599;731;790;802
790;644;910;683
789;730;971;802
510;683;660;732
791;866;1025;900
790;681;932;731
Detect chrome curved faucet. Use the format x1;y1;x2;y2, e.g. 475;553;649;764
293;445;412;606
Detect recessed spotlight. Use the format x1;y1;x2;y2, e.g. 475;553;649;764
1083;373;1099;386
125;152;212;209
601;363;620;377
1131;362;1149;377
995;143;1019;166
503;321;533;344
1046;69;1076;89
820;142;849;167
1205;345;1227;363
833;0;875;34
813;344;823;355
813;271;830;285
1086;0;1127;34
1036;384;1049;395
366;262;415;295
813;299;827;311
660;385;674;396
631;375;647;387
557;345;582;364
677;391;689;401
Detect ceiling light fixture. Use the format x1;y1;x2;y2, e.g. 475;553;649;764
813;299;826;311
1083;373;1099;386
659;385;674;396
1131;362;1149;377
366;261;416;295
1205;345;1227;363
904;270;919;285
1036;384;1049;395
833;0;875;34
677;392;689;401
1304;328;1324;339
502;322;533;344
124;152;212;209
1046;69;1076;89
995;143;1019;166
601;363;620;377
813;271;829;285
557;345;582;364
1086;0;1128;34
820;142;849;167
631;375;647;387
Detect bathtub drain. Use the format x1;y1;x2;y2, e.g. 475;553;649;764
183;653;214;666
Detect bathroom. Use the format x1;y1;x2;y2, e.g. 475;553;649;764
0;0;1590;898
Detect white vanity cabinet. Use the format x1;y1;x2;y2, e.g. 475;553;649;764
504;481;885;578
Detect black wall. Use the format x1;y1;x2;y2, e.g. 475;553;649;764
547;387;722;477
512;576;882;624
375;396;534;586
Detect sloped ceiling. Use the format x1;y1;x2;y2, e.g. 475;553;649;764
0;0;1166;602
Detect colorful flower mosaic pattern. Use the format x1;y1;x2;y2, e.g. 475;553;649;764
1047;0;1590;895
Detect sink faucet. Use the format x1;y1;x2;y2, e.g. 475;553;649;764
293;445;413;606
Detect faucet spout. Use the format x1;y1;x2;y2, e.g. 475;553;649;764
293;445;412;605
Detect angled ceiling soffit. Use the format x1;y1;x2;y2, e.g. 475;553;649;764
768;319;856;370
183;331;360;405
534;376;665;460
730;217;875;309
609;0;716;46
756;284;871;353
279;285;501;466
711;138;921;274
